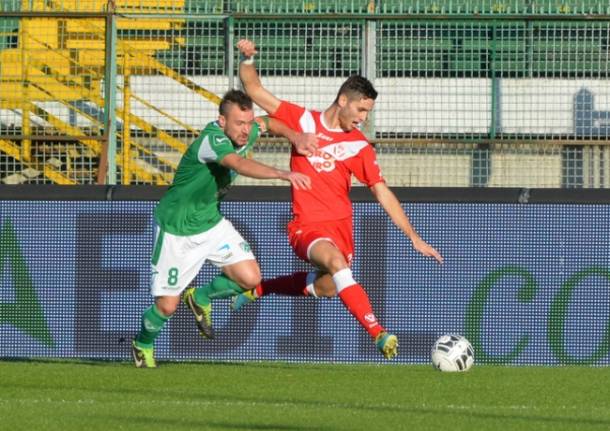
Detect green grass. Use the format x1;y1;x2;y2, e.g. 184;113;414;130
1;360;609;431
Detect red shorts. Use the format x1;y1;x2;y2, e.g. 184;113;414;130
287;217;354;266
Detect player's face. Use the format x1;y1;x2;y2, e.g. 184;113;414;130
338;96;375;132
219;104;255;147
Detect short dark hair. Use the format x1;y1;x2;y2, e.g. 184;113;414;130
219;89;253;116
334;75;378;104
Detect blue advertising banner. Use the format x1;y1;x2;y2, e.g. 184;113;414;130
0;200;609;365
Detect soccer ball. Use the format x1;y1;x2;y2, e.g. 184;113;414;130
431;334;474;372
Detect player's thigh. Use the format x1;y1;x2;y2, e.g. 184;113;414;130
221;259;261;290
289;220;354;269
309;239;349;274
207;218;259;286
150;228;208;297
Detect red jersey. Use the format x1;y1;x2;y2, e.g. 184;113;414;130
271;101;384;223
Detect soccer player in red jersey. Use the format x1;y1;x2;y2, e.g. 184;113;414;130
233;39;444;359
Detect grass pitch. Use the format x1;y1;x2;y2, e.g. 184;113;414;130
1;360;609;431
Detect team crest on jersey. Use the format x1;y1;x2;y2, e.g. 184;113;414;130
239;241;251;252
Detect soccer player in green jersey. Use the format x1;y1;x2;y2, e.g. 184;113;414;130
132;89;315;368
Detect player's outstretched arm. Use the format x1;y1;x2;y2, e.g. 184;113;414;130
261;116;318;156
237;39;282;115
369;182;444;264
220;153;311;190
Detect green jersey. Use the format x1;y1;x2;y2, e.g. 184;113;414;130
154;120;260;235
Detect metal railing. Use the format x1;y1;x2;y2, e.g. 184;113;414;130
1;1;609;187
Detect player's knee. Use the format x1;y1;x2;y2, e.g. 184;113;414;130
327;255;348;273
237;270;262;291
155;298;178;316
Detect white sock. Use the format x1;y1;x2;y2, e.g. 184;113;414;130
332;268;357;293
305;272;318;297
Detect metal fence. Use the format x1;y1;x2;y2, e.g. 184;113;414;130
3;1;610;14
1;1;609;186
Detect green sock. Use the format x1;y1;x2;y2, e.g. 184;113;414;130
193;274;247;306
134;304;171;348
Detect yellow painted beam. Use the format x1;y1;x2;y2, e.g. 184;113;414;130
66;19;184;33
0;137;78;184
132;53;221;105
0;139;21;160
43;165;77;185
119;109;187;154
28;104;101;152
25;0;185;12
66;39;171;51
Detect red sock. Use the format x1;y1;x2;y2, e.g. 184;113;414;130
257;272;309;297
338;284;384;338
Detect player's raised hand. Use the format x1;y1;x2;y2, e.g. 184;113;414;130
254;117;268;133
279;171;311;190
293;132;318;157
411;237;444;264
237;39;258;58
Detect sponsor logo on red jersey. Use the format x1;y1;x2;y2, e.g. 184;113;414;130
307;141;369;173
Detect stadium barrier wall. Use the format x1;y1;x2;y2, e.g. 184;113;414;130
1;185;609;365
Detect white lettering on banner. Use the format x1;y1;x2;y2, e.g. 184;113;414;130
307;141;368;172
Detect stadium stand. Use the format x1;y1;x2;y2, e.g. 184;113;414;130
1;1;609;186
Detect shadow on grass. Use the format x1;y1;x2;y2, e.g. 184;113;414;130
0;357;360;371
101;404;610;429
419;408;610;428
84;414;334;431
0;357;126;366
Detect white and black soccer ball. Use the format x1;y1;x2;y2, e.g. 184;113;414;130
431;334;475;372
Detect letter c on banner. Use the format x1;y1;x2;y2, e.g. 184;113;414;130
465;266;538;364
